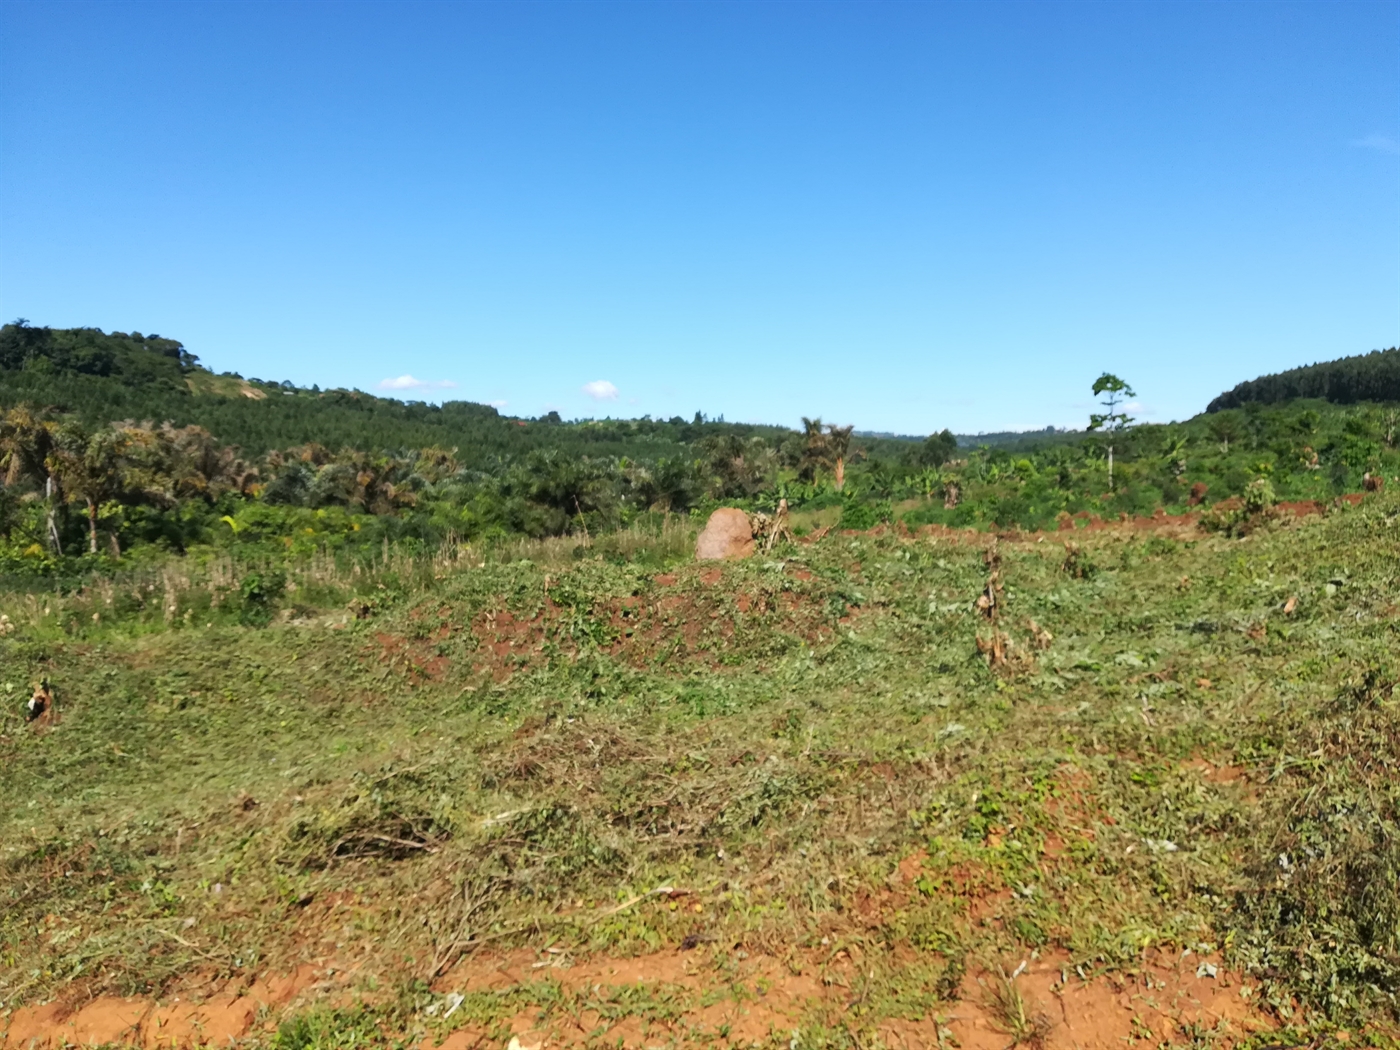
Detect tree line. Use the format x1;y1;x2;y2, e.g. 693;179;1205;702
0;400;951;561
4;320;1397;575
1208;347;1400;412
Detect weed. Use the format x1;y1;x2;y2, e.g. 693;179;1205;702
983;966;1052;1048
273;1006;386;1049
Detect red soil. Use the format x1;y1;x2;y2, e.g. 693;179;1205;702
1;947;1285;1050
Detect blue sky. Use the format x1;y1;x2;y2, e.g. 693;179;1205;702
1;1;1396;434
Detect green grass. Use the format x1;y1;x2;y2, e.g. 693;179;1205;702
2;492;1399;1044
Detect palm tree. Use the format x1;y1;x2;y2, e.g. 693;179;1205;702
797;417;858;491
825;424;854;492
700;434;777;498
47;424;129;554
149;422;258;499
413;445;460;485
0;405;65;551
798;417;829;483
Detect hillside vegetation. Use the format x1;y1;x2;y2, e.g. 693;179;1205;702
1208;347;1400;412
4;323;1399;588
0;322;788;462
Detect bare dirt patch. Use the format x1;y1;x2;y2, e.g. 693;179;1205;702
1;965;324;1049
457;571;848;681
2;948;1283;1049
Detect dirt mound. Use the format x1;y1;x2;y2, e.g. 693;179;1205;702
460;568;843;682
694;508;755;561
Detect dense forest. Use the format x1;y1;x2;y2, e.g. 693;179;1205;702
2;320;1398;579
1207;346;1400;411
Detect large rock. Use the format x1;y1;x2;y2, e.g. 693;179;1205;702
695;508;755;561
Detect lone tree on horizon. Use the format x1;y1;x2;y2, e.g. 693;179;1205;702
1087;373;1135;491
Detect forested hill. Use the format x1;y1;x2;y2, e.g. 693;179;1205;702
1208;346;1400;412
0;321;789;464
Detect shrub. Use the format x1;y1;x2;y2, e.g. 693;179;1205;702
239;569;286;625
838;493;891;531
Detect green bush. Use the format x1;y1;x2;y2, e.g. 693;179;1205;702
838;493;891;530
239;569;286;625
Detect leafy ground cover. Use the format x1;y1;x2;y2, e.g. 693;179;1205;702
2;493;1399;1048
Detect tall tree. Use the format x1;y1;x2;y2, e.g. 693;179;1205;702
798;417;828;483
1087;373;1135;491
912;428;958;469
1208;413;1240;454
700;433;777;498
797;417;857;491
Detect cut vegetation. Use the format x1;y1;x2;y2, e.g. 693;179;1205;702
3;488;1399;1047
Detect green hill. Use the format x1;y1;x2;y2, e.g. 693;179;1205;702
0;320;788;463
1208;346;1400;412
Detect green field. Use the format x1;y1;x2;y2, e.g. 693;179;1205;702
3;490;1398;1047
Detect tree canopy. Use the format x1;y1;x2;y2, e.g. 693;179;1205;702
1208;347;1400;412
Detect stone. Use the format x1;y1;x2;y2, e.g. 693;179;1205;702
695;508;755;561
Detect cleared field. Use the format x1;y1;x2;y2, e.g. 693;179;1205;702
2;495;1398;1048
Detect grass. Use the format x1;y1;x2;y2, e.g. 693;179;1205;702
983;966;1051;1047
2;493;1399;1045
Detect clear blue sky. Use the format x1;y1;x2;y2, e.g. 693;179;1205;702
2;1;1396;434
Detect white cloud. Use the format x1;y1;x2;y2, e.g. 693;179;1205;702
582;379;619;400
377;374;458;391
1353;133;1400;155
489;399;508;408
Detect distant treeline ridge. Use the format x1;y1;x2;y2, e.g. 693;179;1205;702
1208;347;1400;412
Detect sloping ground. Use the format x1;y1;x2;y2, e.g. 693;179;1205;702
3;495;1399;1047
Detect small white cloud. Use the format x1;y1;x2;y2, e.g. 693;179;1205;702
489;399;508;408
582;380;619;400
378;374;457;391
1353;133;1400;155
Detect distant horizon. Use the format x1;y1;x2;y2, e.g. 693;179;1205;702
10;317;1398;439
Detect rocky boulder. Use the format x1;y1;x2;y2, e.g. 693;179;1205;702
695;507;755;561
